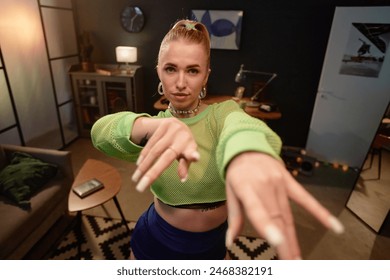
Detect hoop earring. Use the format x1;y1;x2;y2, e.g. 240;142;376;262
199;86;207;99
157;82;164;95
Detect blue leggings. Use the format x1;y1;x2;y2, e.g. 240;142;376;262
130;203;228;260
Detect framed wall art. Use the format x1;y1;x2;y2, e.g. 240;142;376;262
190;10;243;50
339;22;390;78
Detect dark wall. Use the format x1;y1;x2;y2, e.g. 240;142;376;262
73;0;390;147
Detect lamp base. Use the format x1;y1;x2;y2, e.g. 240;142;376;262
117;63;134;75
246;100;261;107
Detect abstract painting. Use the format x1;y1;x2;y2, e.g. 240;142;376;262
190;10;243;50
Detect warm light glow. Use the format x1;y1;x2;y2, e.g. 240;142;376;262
115;46;137;63
342;164;349;172
0;2;43;48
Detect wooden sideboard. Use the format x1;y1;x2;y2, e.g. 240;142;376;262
69;64;143;137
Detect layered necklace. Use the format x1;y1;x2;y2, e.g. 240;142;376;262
168;99;201;118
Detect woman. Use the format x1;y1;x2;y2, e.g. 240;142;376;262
91;20;344;260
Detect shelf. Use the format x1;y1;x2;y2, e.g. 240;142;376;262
105;86;126;91
78;85;97;90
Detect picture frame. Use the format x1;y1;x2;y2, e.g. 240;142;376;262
339;22;389;78
190;10;243;50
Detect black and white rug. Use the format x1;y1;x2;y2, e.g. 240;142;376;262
49;215;277;260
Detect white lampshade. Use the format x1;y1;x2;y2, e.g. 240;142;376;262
115;46;137;63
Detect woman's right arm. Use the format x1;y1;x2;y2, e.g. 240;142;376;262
91;112;151;162
91;112;200;189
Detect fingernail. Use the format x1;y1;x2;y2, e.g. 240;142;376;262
135;176;150;192
264;224;284;247
225;229;233;248
192;151;200;161
136;155;144;166
329;216;344;234
132;169;142;182
180;175;188;183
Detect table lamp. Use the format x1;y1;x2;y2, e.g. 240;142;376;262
116;46;137;73
235;64;277;107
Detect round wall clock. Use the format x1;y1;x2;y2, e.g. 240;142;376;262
120;6;145;33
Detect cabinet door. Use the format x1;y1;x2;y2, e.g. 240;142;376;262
72;76;102;135
102;77;134;113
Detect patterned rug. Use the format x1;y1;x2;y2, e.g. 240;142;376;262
49;215;277;260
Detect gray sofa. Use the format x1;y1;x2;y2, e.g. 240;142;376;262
0;144;74;259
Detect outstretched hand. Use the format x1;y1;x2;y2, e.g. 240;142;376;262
131;118;200;191
225;152;344;260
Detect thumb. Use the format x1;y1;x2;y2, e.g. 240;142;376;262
177;158;190;182
178;149;200;182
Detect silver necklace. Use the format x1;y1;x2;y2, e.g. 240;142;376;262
168;100;201;117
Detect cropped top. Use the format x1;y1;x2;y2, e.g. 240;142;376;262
91;100;282;206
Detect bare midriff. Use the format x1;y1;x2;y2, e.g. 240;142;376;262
154;197;228;232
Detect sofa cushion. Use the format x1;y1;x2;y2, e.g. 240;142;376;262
0;152;58;209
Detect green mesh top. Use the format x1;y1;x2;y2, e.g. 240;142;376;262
91;100;282;206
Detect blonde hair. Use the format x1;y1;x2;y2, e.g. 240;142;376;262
158;20;211;67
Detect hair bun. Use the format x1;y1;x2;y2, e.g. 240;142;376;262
173;20;199;31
